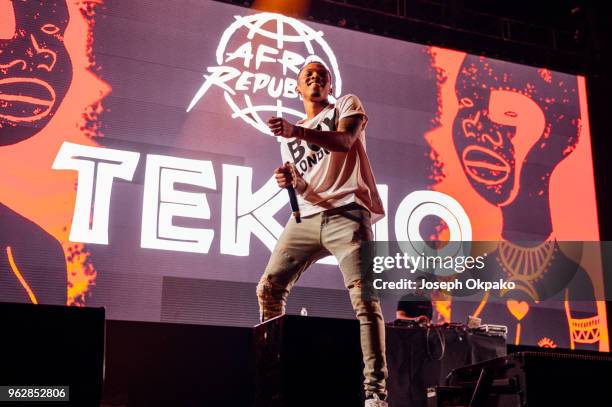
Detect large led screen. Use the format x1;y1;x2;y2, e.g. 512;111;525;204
0;0;607;351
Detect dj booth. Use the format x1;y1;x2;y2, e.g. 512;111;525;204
386;323;506;407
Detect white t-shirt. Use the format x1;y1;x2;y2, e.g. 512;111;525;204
280;94;385;224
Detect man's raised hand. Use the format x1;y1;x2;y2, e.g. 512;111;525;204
273;162;307;194
267;117;301;139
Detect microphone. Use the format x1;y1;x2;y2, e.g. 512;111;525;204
287;185;301;223
284;163;301;223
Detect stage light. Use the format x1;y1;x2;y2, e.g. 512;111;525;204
252;0;311;17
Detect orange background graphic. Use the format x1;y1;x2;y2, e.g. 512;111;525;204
426;47;608;351
0;0;109;305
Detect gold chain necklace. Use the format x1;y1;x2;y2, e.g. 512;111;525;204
497;237;557;301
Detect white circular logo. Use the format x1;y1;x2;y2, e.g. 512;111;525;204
395;190;473;276
187;12;341;136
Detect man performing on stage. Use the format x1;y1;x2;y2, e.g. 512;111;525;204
257;59;388;406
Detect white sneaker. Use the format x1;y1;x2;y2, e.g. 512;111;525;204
364;394;388;407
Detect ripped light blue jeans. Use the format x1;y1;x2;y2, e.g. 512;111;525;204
256;203;387;397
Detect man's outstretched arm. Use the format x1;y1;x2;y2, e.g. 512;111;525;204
267;115;364;153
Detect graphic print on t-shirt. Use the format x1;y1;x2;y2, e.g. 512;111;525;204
286;109;336;176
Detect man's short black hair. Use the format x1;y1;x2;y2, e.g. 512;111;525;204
297;59;332;83
396;294;433;320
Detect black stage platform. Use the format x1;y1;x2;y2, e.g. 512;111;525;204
2;303;610;407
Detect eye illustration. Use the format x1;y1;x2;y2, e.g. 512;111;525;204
460;97;474;107
41;24;60;35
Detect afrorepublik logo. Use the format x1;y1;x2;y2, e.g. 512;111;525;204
186;12;341;136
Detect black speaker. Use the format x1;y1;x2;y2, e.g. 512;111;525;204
254;314;363;407
433;350;612;407
0;302;105;406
